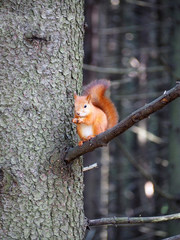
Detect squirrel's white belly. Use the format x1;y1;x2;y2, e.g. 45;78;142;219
80;124;93;138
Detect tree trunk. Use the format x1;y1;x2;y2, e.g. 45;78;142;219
0;1;85;239
168;2;180;235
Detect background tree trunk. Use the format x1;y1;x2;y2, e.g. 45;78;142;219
168;1;180;235
0;1;85;239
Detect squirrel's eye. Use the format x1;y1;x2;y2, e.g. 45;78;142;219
84;104;87;108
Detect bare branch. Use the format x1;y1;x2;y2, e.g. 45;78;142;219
83;63;164;74
163;234;180;240
83;163;98;172
88;213;180;227
65;84;180;163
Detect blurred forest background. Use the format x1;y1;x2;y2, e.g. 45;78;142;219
83;0;180;239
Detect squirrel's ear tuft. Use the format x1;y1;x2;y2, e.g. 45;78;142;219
74;94;77;99
86;94;91;102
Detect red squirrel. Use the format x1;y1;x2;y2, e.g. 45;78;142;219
72;79;118;146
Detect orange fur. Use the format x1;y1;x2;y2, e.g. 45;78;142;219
72;80;118;145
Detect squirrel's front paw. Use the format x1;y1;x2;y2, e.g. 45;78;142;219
72;118;83;124
72;118;78;123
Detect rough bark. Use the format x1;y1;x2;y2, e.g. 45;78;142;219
0;1;85;239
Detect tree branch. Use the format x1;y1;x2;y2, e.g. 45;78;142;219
88;213;180;227
163;234;180;240
83;163;98;172
83;63;164;74
65;83;180;163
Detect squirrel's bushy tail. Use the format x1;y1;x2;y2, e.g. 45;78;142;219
83;79;119;129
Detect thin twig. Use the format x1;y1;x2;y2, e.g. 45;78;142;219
88;213;180;227
83;163;98;172
162;234;180;240
131;126;164;144
83;63;164;75
65;84;180;163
